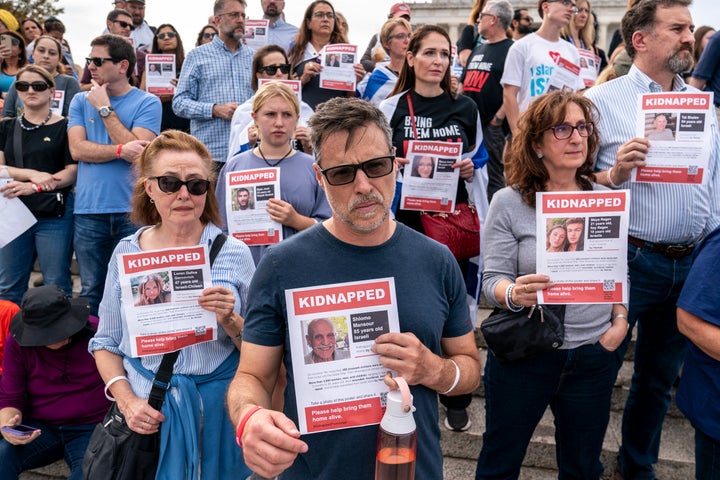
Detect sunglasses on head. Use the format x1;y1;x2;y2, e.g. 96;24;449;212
112;20;135;31
85;57;118;67
258;63;291;75
150;176;211;195
15;81;50;92
157;32;177;40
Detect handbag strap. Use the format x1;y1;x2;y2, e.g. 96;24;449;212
406;93;418;141
13;118;23;169
146;232;228;410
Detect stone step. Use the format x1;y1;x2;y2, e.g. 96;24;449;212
440;395;695;479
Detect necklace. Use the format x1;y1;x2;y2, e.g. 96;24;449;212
20;110;52;132
256;145;294;167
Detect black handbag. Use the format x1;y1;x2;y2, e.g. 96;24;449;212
82;234;227;480
480;304;566;363
13;118;66;218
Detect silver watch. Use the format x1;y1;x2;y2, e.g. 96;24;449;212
98;105;114;118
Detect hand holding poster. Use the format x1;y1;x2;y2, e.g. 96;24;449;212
118;245;217;357
286;278;401;434
633;92;713;184
536;190;630;304
400;141;461;213
319;44;358;92
224;168;283;245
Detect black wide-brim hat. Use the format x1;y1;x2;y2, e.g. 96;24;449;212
10;285;90;347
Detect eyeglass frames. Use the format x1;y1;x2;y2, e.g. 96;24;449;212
85;57;118;67
157;32;177;40
319;156;395;186
258;64;291;75
150;176;211;195
112;20;135;31
547;122;594;140
15;81;50;92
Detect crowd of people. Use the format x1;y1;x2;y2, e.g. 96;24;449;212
0;0;718;479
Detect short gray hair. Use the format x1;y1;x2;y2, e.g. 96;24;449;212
308;98;393;166
485;0;513;30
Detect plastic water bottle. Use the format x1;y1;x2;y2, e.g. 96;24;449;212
375;377;416;480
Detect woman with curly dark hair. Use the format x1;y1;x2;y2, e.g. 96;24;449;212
476;90;628;479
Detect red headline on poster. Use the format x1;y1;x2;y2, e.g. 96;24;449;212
229;168;278;185
135;328;215;356
305;397;383;433
411;141;462;156
541;192;626;213
292;280;391;315
543;282;624;303
642;93;710;110
123;246;206;274
325;44;355;53
557;57;580;75
147;54;174;62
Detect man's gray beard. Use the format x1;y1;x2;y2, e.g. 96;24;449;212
667;52;693;74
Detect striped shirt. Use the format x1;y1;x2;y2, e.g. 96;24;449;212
584;65;720;244
89;223;255;398
173;36;254;163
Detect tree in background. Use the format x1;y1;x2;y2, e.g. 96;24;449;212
0;0;63;25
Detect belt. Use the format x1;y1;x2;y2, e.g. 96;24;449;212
628;235;695;259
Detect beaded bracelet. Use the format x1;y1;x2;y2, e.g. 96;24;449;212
505;283;524;312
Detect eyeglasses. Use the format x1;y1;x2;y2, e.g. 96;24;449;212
85;57;117;67
157;32;177;40
258;63;291;75
546;0;579;14
478;12;496;21
319;156;395;186
15;81;50;92
390;33;410;41
217;11;246;20
202;32;216;39
547;122;594;140
312;11;335;20
112;20;135;31
150;176;211;195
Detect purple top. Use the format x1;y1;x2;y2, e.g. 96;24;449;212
0;318;110;425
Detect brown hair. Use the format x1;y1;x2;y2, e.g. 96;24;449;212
251;44;290;91
130;130;222;227
693;25;715;66
0;31;28;70
390;24;453;97
16;64;55;88
288;1;348;68
152;24;185;73
621;0;691;59
32;36;65;75
195;24;218;47
505;91;598;207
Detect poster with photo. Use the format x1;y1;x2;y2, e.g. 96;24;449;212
286;278;401;434
118;245;217;357
400;141;461;213
258;78;302;103
224;167;283;246
632;92;714;184
243;19;269;50
319;43;358;92
144;54;176;95
536;190;630;304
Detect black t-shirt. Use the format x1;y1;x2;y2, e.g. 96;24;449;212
457;24;481;52
0;117;74;176
461;38;513;126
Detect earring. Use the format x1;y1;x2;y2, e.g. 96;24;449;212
150;198;155;204
536;152;544;159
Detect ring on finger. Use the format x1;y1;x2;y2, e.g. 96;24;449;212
523;284;529;294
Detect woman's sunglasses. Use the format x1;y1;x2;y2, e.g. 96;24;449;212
258;64;291;75
15;81;50;92
202;32;216;39
150;176;210;195
157;32;177;40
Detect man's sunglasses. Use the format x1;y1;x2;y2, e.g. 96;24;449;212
258;64;291;75
157;32;177;40
112;20;135;31
150;176;211;195
15;81;50;92
85;57;118;67
319;155;395;186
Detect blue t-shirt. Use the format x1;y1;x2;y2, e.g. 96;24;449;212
242;222;472;479
676;226;720;441
68;87;161;214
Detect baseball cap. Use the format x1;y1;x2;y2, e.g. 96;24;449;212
390;3;411;18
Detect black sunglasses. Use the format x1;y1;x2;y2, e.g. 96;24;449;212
15;81;50;92
150;176;211;195
157;32;177;40
112;20;135;31
258;63;291;75
319;156;395;186
202;32;216;39
85;57;118;67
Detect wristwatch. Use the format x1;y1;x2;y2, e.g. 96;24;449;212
98;105;114;118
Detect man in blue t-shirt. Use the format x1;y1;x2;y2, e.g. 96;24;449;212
68;34;161;315
227;98;481;480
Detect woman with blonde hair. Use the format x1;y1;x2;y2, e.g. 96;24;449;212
561;0;606;87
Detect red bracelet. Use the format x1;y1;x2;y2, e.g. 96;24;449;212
235;405;263;448
117;144;123;159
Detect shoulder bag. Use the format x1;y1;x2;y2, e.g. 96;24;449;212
480;304;566;363
82;234;227;480
12;118;66;218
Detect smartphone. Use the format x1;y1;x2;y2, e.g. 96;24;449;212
1;424;39;436
0;35;11;50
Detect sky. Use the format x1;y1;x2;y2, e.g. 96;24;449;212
57;0;717;64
